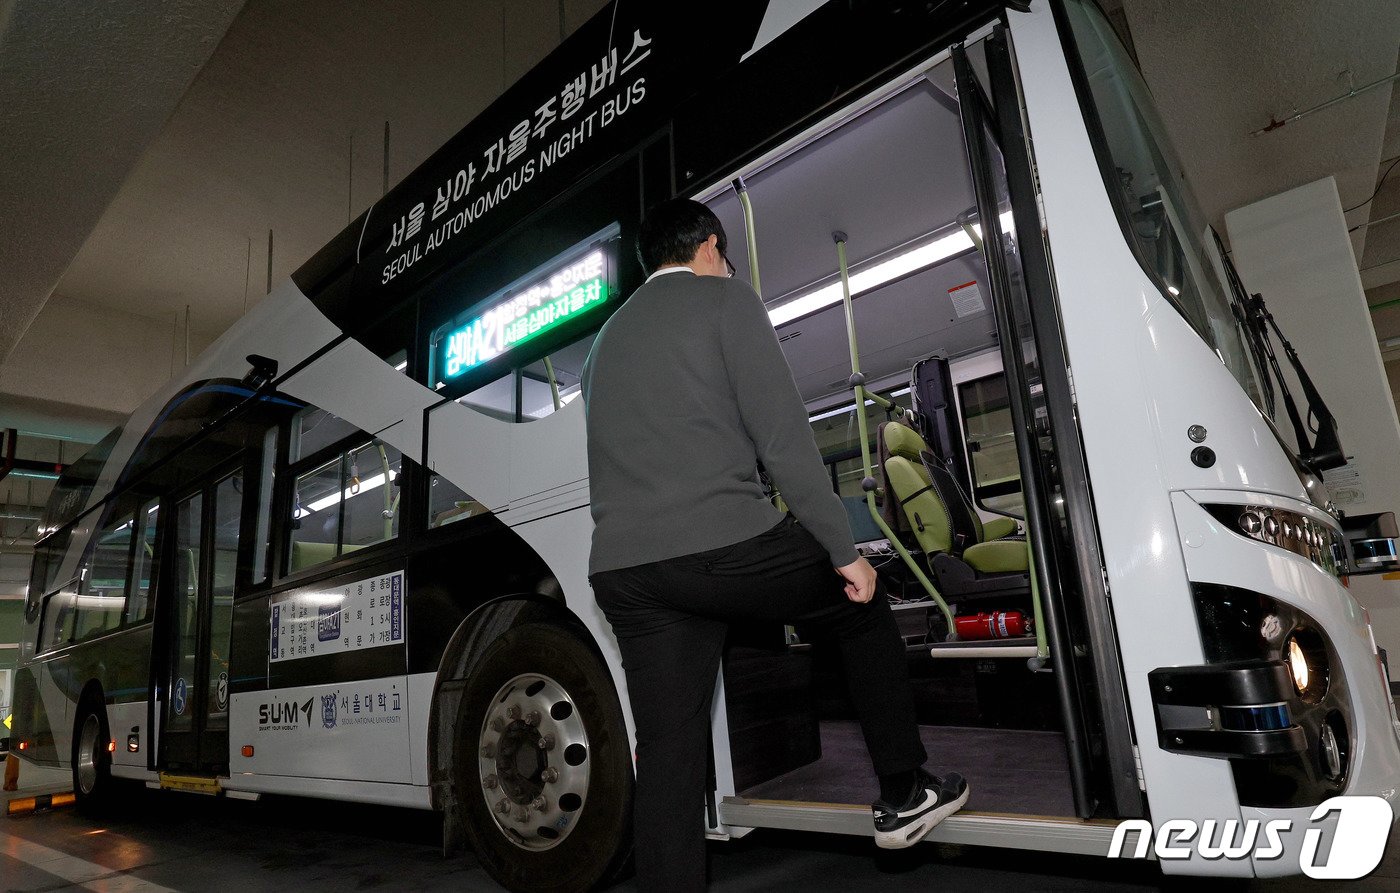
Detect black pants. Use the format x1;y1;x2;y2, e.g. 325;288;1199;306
590;515;927;892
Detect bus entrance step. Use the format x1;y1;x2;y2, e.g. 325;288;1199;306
928;636;1039;659
156;773;222;796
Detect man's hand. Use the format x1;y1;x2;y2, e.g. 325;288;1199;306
836;556;879;604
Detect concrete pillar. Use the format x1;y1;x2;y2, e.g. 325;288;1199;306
1226;177;1400;679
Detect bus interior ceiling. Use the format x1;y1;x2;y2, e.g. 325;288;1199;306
706;65;1076;818
705;71;998;410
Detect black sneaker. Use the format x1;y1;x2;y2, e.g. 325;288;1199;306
872;770;969;849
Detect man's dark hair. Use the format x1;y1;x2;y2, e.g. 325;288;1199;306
636;198;728;274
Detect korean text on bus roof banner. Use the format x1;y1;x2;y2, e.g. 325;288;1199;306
380;29;653;287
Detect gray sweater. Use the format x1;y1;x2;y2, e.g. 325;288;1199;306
581;269;858;575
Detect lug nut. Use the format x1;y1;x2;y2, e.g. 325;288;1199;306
537;734;555;751
531;796;547;811
506;704;521;721
541;767;560;784
483;774;498;790
497;798;511;814
525;710;542;727
481;743;495;759
491;716;506;732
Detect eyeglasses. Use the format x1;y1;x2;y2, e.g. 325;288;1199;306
723;253;736;278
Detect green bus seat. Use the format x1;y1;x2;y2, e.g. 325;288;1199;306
290;540;365;572
877;420;1030;601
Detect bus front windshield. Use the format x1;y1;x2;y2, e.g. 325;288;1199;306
1061;0;1267;415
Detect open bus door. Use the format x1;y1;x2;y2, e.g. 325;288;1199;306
156;464;242;778
953;27;1142;820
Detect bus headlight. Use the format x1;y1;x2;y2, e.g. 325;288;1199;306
1288;637;1310;692
1285;628;1329;703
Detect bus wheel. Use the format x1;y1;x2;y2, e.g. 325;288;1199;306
455;621;633;893
72;701;113;815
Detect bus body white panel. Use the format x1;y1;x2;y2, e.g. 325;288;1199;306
108;699;147;769
278;337;440;463
409;671;435;786
228;677;412;783
426;402;512;510
1172;492;1400;862
1010;5;1247;874
506;397;590;521
222;773;432;810
31;655;72;767
504;505;637;752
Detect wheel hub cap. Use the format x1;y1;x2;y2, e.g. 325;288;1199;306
477;673;590;850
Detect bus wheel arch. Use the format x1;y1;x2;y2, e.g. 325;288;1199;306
71;682;114;815
430;597;633;891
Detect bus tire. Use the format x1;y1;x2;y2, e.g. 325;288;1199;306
455;621;633;893
71;699;114;816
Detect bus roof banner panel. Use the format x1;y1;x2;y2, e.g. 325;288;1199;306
341;4;770;307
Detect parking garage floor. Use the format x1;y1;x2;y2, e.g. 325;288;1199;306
3;763;1398;892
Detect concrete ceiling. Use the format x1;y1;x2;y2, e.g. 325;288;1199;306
2;0;1399;431
1112;0;1400;337
54;0;607;346
0;0;246;361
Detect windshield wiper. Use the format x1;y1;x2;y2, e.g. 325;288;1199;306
1242;291;1345;472
1212;230;1275;417
1209;229;1343;473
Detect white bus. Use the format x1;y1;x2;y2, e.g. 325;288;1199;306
14;1;1400;888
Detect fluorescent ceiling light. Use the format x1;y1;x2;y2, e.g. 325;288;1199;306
524;387;584;419
300;473;387;516
394;360;409;372
767;212;1015;328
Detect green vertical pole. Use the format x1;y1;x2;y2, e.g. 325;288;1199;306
833;233;956;636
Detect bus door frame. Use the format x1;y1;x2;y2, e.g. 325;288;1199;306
154;455;246;775
954;24;1142;819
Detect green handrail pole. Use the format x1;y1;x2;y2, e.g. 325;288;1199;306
957;206;984;255
1027;542;1049;662
377;444;394;540
833;232;955;634
733;178;761;293
542;356;562;411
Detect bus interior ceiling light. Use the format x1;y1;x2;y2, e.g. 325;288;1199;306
766;212;1014;328
301;473;387;515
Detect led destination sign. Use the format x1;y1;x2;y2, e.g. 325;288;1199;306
440;248;609;378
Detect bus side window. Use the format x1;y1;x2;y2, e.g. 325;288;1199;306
74;514;134;641
957;373;1024;517
290;407;357;463
518;334;594;421
342;441;402;549
290;454;344;572
252;426;277;584
40;586;77;652
288;436;403;573
126;499;160;623
428;472;485;529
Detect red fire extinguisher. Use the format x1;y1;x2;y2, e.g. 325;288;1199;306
954;610;1033;640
